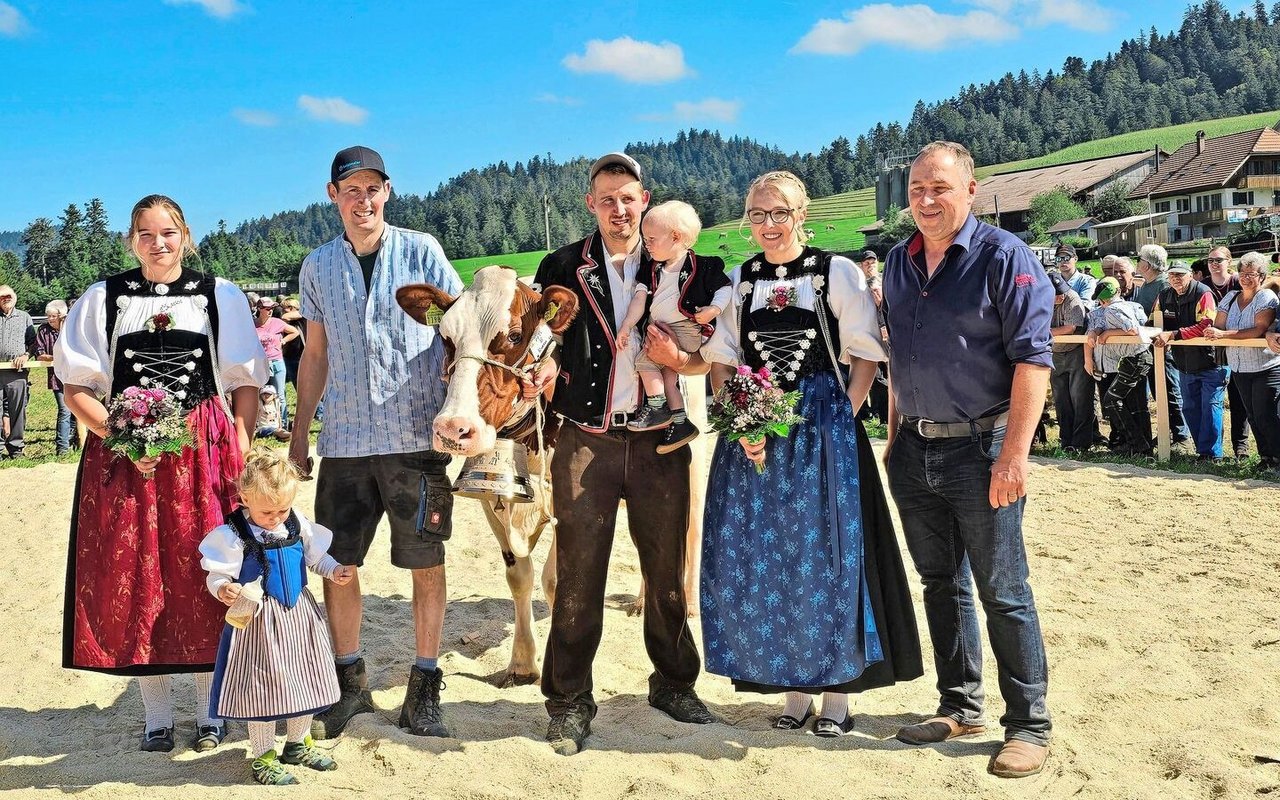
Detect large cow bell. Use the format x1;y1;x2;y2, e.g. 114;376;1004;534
453;438;535;504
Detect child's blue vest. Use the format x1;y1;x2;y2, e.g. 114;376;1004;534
227;509;309;609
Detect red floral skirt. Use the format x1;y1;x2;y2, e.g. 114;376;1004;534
63;397;243;674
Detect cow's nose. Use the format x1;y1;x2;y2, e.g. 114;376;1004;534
434;415;477;448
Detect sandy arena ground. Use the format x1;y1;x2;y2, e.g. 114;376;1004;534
1;446;1278;799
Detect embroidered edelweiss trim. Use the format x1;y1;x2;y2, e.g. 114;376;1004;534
126;280;141;290
184;281;199;291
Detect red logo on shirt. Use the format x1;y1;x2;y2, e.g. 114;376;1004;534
1014;274;1036;287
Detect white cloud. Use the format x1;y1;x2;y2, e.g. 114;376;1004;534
793;4;1018;55
0;2;29;36
297;95;368;125
639;98;742;124
162;0;246;19
232;108;279;127
562;37;692;84
535;93;583;106
966;0;1016;12
1032;0;1115;33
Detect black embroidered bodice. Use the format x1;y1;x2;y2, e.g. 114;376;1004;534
106;268;222;413
738;248;841;392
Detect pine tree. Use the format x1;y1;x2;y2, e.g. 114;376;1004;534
21;218;56;284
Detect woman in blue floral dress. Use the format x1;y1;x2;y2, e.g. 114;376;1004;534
700;171;922;736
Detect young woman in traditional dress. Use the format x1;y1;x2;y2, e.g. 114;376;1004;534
699;172;923;735
55;195;266;752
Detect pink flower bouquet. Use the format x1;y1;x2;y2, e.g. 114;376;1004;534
708;365;804;474
102;386;192;477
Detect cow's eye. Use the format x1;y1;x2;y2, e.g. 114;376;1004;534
507;331;522;344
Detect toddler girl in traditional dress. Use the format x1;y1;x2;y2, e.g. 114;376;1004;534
199;447;355;785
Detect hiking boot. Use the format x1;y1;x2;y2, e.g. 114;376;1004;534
627;403;672;431
251;751;298;786
280;735;337;771
310;658;375;740
546;704;593;756
398;665;449;737
655;418;699;455
647;676;714;724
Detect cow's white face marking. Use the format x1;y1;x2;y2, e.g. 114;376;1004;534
433;267;520;456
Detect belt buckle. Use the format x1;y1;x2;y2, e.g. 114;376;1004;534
609;411;628;429
916;418;935;437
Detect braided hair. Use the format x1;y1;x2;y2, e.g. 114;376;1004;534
234;446;303;583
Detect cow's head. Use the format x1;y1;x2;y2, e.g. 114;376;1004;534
397;265;577;457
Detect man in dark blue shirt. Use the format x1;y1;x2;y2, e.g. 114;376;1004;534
881;142;1053;779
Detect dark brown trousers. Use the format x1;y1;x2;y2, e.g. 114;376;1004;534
541;423;701;716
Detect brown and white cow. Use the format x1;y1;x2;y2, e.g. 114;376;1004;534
396;266;577;687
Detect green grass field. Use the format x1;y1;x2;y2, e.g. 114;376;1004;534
451;249;548;282
973;108;1280;180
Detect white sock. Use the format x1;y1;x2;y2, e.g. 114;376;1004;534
819;692;849;722
194;672;220;728
285;715;311;744
247;721;277;758
138;675;174;731
781;691;811;720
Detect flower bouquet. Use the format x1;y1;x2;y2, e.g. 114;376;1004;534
707;365;804;474
102;386;192;478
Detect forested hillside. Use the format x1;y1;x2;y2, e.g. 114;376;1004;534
3;0;1278;301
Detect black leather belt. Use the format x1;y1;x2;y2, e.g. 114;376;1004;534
902;412;1009;439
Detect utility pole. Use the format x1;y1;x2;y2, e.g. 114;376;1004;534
543;193;552;252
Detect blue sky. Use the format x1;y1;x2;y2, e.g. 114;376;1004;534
0;0;1229;236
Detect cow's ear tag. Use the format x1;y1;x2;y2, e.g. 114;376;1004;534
421;304;445;326
543;301;560;323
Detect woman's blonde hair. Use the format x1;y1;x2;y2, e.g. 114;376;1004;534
127;194;199;262
644;200;703;245
742;171;812;244
237;446;301;506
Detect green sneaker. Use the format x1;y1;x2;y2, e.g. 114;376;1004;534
251;751;299;786
280;735;337;771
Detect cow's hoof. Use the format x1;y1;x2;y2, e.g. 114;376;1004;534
499;671;540;689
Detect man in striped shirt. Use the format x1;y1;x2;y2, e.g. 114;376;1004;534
289;146;464;741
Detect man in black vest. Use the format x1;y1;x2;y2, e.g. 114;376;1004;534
526;152;712;756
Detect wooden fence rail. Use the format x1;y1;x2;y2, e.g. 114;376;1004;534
1052;334;1274;461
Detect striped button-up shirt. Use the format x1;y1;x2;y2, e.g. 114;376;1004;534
299;225;463;458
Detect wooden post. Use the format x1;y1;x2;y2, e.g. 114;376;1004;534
1153;346;1170;461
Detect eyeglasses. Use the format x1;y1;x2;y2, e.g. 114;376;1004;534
746;208;796;225
0;295;14;301
1238;271;1262;279
1206;257;1229;264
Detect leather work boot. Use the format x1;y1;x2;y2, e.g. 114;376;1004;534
647;675;715;724
310;658;375;740
990;739;1049;778
399;665;449;737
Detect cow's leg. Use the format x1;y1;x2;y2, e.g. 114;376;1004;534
684;376;710;617
483;501;541;687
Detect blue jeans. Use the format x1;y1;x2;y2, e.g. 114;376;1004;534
53;388;72;454
887;426;1051;746
1050;348;1095;451
1150;353;1191;442
267;358;288;429
1179;366;1229;458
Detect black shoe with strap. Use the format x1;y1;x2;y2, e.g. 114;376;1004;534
546;703;593;756
399;665;449;737
192;723;225;752
139;727;175;752
310;658;375;740
648;676;715;724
